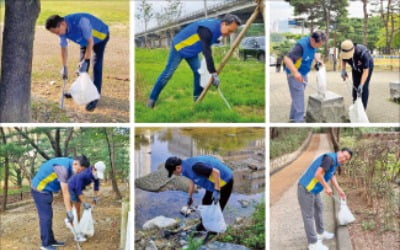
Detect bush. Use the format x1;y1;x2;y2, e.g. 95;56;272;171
218;201;265;249
270;128;311;159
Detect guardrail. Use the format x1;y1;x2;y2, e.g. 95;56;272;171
136;0;253;35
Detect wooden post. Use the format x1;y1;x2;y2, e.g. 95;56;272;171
119;200;129;250
196;1;263;103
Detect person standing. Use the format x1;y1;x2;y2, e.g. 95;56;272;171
298;148;352;250
45;13;110;111
31;155;90;250
340;40;374;109
283;31;326;122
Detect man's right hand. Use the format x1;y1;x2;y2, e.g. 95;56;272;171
325;186;333;196
61;66;68;80
341;69;348;81
66;210;74;224
294;72;304;83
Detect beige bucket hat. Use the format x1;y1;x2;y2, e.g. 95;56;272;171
340;40;355;59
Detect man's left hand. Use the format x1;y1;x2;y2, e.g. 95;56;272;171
83;202;91;210
78;59;90;73
338;189;346;200
212;190;220;204
357;85;363;97
211;73;220;87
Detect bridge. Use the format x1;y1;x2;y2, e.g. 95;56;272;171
135;0;264;48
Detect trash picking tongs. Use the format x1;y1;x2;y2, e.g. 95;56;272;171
65;218;82;250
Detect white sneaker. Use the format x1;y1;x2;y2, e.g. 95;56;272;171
317;231;335;240
308;240;329;250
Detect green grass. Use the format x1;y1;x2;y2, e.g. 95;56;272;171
135;47;265;123
38;0;129;25
270;128;311;159
218;201;265;249
0;185;30;195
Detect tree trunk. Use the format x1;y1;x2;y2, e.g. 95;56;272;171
0;0;40;122
363;0;368;45
63;128;74;156
329;128;340;152
1;128;10;211
104;128;122;199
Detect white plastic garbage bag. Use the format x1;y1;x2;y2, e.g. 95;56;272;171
349;97;369;123
316;65;327;99
198;202;227;233
72;207;82;235
198;57;212;88
79;208;95;237
70;73;100;106
337;199;356;225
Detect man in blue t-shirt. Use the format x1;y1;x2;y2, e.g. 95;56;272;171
283;31;326;123
45;13;110;111
165;155;234;231
340;40;374;109
147;14;241;108
298;148;352;250
31;155;90;250
68;161;106;221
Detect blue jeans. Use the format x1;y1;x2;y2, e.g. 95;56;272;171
31;188;56;247
80;34;110;95
287;74;307;123
149;46;202;101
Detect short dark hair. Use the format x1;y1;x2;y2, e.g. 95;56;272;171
341;147;353;159
45;15;65;30
311;31;327;43
165;156;182;178
74;155;90;168
221;14;242;26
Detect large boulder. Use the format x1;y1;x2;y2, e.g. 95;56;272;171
143;216;178;230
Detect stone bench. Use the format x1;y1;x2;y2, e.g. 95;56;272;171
390;81;400;103
306;91;348;123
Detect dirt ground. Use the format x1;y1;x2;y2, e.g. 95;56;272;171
31;25;129;123
340;177;400;250
0;183;128;249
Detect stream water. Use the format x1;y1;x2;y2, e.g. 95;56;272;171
134;128;265;229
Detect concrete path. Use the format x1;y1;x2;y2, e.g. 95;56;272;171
270;134;337;250
270;69;400;123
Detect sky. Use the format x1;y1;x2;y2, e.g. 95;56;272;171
270;0;378;24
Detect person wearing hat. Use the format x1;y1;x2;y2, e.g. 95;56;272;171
67;161;106;222
31;155;90;250
298;148;353;250
147;14;242;108
340;40;374;109
283;31;326;122
165;155;234;231
45;13;110;111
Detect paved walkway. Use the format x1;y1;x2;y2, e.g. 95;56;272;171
270;134;337;250
270;69;400;123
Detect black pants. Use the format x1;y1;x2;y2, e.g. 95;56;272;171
80;34;110;95
202;179;234;211
352;66;373;109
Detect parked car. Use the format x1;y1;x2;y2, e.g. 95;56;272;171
239;36;265;62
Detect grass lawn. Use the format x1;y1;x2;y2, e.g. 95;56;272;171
38;0;129;25
135;47;265;123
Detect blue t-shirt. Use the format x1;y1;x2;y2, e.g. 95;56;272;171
68;167;99;196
